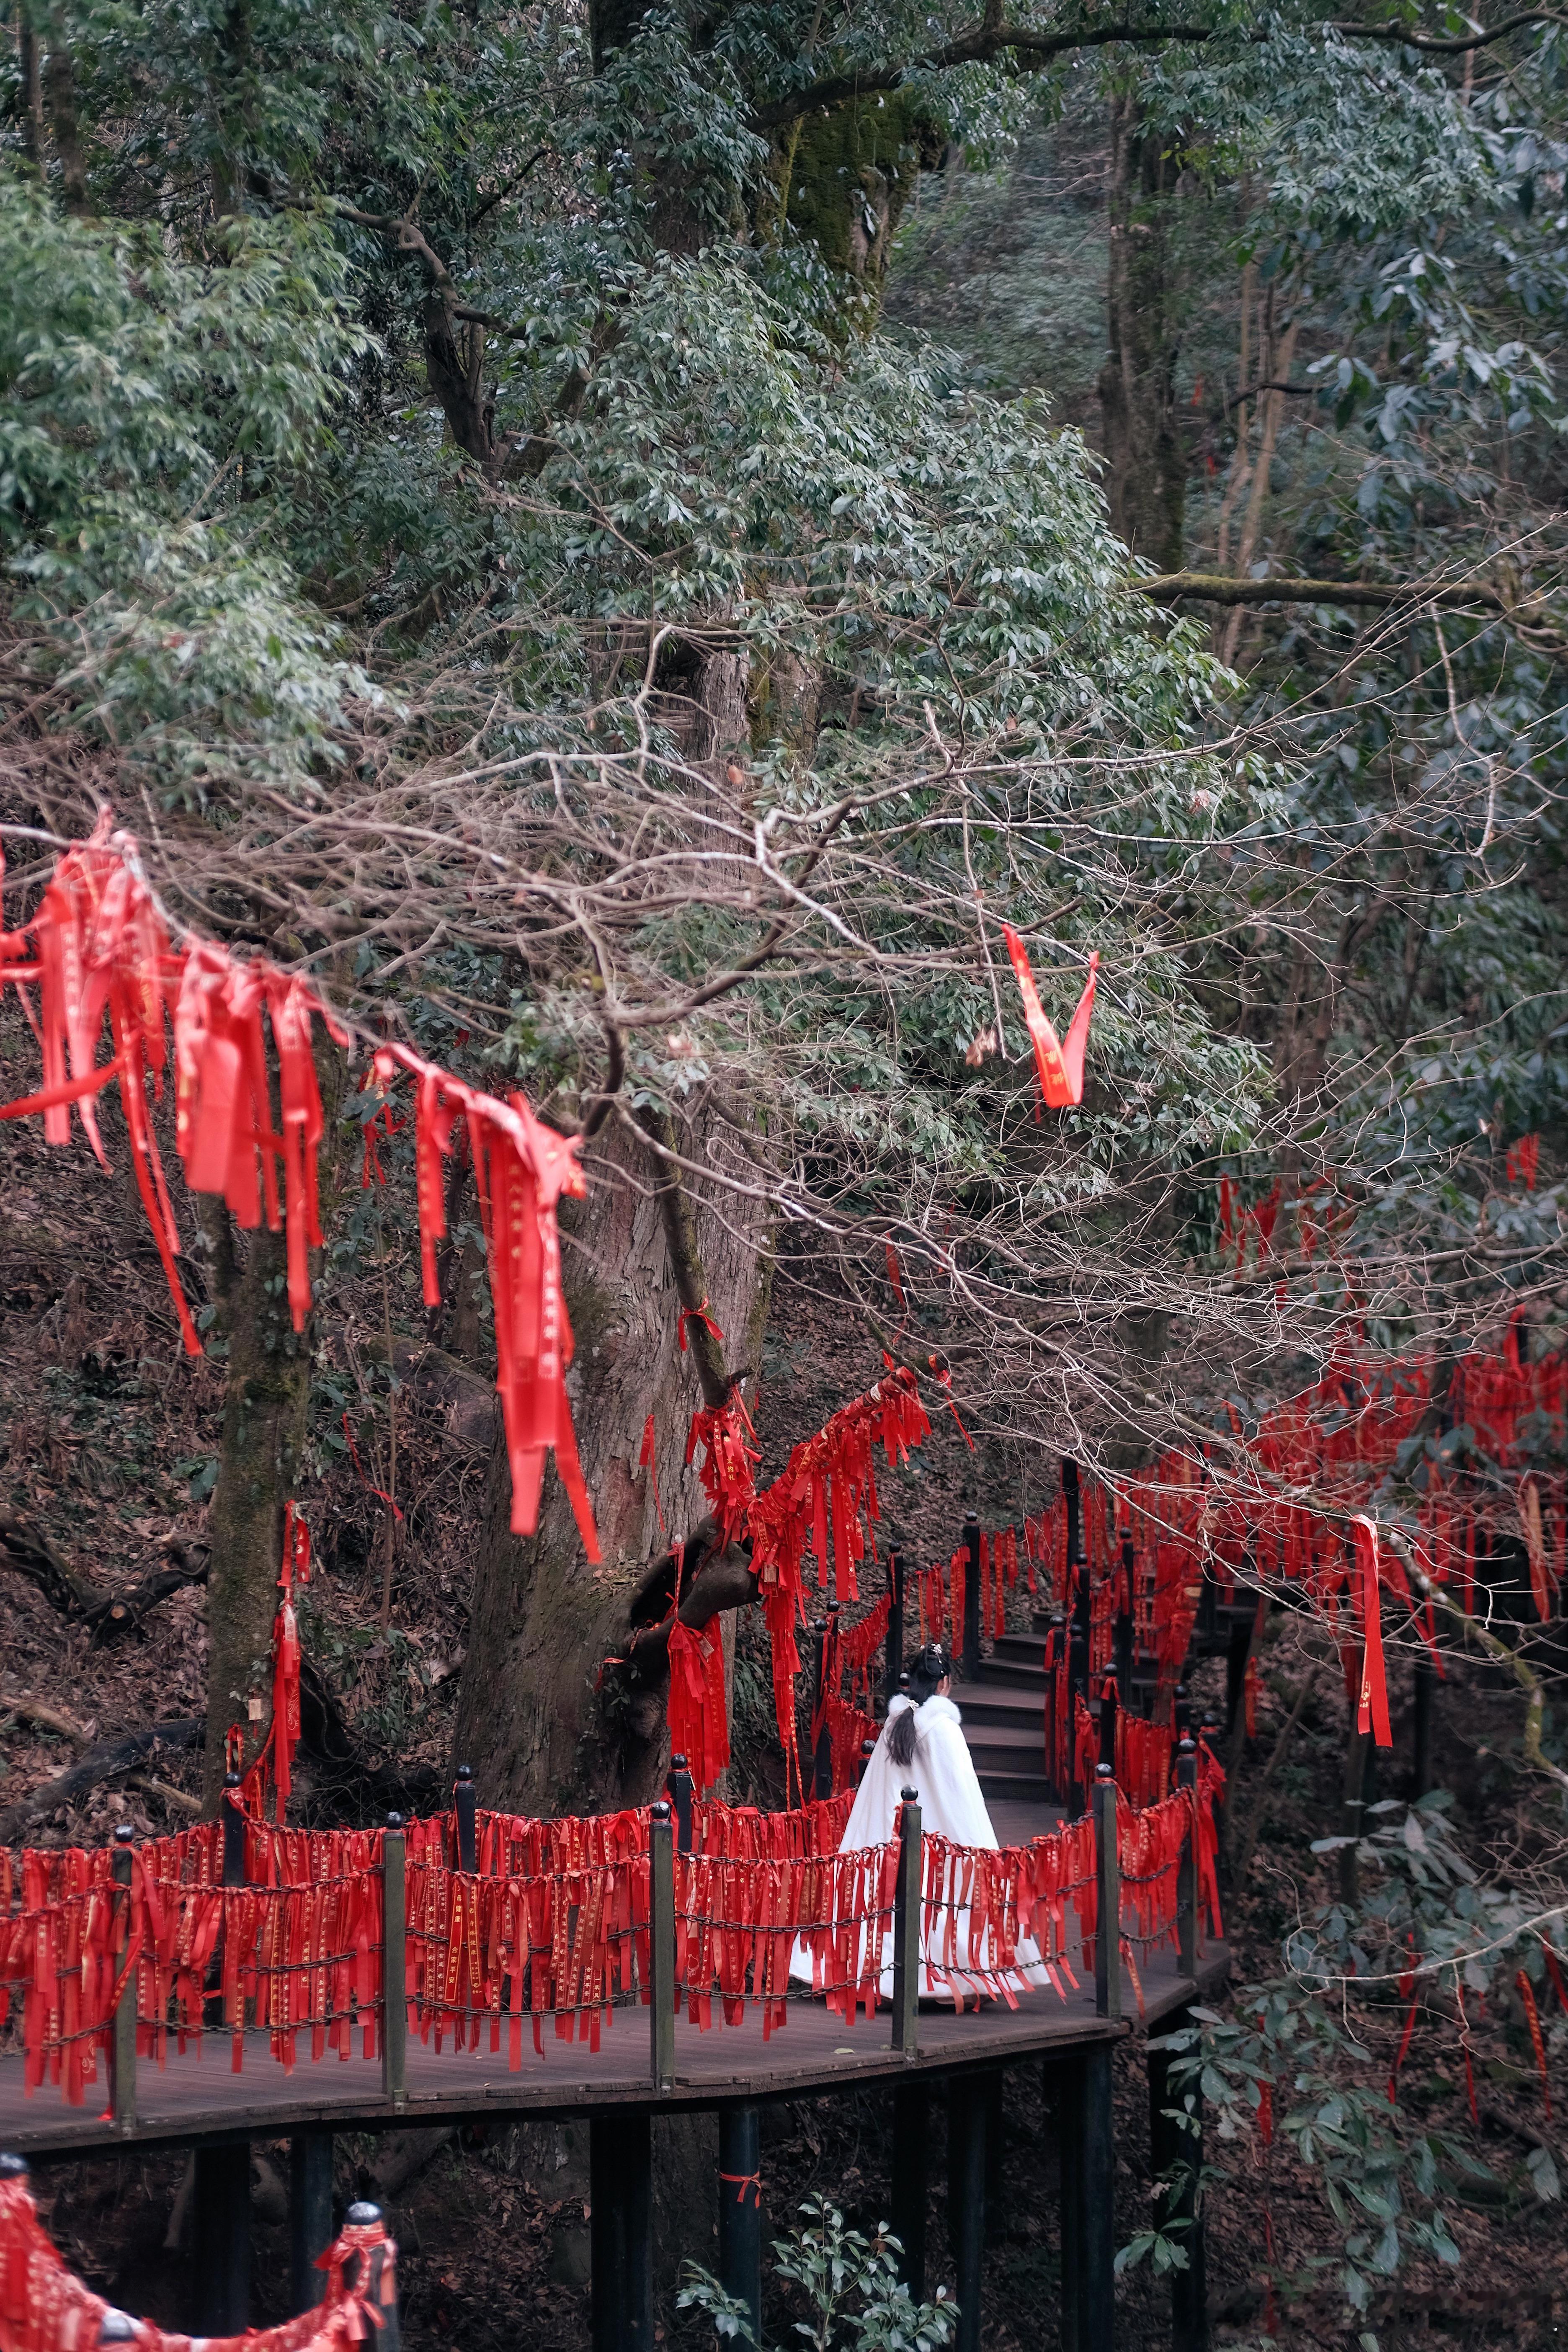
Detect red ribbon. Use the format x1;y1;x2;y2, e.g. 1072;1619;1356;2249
1001;926;1099;1112
678;1297;725;1352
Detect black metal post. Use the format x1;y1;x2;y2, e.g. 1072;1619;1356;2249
886;1547;905;1706
1099;1676;1118;1776
111;1826;136;2133
1066;1465;1090;1816
454;1763;477;1873
590;2111;653;2352
812;1617;836;1800
860;1736;879;1782
221;1772;246;1888
1063;1459;1083;1581
1081;2046;1115;2352
1413;1656;1435;1798
650;1800;676;2090
1045;1612;1065;1802
1150;2012;1208;2352
892;1789;922;2055
665;1754;694;1855
289;2130;335;2313
962;1511;982;1678
890;2081;929;2299
718;2105;763;2344
1175;1739;1198;1977
947;2073;988;2352
1114;1536;1135;1701
193;2139;251;2335
382;1813;407;2111
343;2204;400;2352
1173;1682;1191;1740
1093;1766;1120;2022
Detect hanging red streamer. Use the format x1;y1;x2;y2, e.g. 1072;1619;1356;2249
1001;926;1099;1111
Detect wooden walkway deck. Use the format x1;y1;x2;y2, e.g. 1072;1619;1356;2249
0;1940;1227;2157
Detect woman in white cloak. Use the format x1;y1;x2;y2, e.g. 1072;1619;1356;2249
790;1642;1052;2003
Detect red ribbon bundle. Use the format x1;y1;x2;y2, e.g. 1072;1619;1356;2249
0;2170;396;2352
836;1592;892;1710
746;1368;931;1769
0;830;599;1560
667;1619;730;1795
686;1392;760;1548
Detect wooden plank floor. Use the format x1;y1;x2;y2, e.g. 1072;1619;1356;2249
0;1943;1227;2157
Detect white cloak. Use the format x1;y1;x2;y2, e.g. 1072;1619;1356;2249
789;1694;1051;2001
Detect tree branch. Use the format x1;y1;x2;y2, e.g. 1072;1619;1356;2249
1334;8;1568;52
747;19;1214;131
1133;570;1532;612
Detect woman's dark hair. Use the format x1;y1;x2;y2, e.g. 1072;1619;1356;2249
886;1643;950;1767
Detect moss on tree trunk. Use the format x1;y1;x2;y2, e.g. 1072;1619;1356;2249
454;1111;771;1816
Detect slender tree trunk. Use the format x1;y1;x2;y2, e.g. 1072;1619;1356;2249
18;13;44;164
1099;90;1186;573
43;45;86;212
201;1226;315;1809
453;1109;772;1816
201;1041;346;1811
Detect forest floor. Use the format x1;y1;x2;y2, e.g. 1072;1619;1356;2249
3;1022;1566;2350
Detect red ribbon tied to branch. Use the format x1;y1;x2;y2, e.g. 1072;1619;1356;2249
1352;1514;1392;1748
678;1297;725;1352
1001;927;1099;1111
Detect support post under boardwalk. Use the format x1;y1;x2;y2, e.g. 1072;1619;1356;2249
718;2106;763;2344
590;2112;652;2352
947;2072;990;2352
1055;2059;1085;2352
289;2130;335;2313
193;2138;251;2336
890;2080;929;2300
1081;2047;1116;2352
1149;2010;1208;2352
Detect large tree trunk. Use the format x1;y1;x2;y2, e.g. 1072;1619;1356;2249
1099;91;1186;573
453;1108;772;1816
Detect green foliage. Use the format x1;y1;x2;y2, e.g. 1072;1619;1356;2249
0;172;371;791
676;2197;957;2350
1156;1796;1566;2327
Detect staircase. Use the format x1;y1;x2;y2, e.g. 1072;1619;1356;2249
958;1630;1055;1808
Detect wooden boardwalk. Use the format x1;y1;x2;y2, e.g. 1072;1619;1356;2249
0;1939;1227;2157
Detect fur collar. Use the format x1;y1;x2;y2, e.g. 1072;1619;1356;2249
916;1693;962;1726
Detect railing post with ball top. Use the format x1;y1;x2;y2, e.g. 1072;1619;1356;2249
1093;1764;1120;2023
650;1799;676;2091
885;1545;905;1707
382;1812;407;2111
892;1787;922;2057
665;1754;694;1855
111;1824;136;2133
345;2201;401;2352
1176;1738;1199;1978
454;1763;477;1874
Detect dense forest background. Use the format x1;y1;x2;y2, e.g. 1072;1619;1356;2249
3;0;1568;2342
